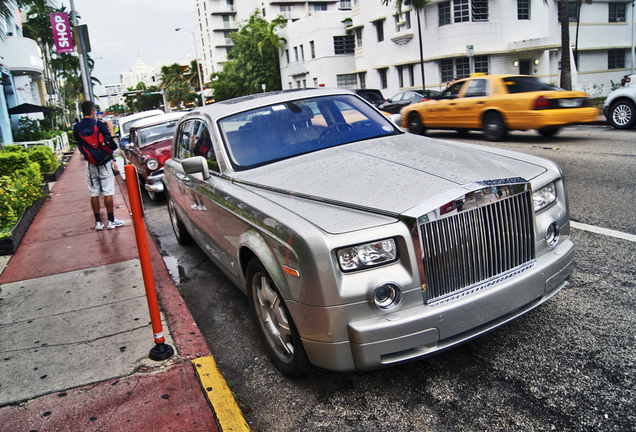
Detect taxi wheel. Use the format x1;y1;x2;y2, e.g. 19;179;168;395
483;112;507;142
246;258;312;378
407;112;425;135
537;127;560;137
609;100;636;129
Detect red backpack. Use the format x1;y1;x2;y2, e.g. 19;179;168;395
78;120;115;165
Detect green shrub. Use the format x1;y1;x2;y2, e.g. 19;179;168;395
0;162;45;238
0;152;30;177
1;145;29;154
29;146;58;174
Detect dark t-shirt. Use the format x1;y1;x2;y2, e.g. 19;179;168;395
73;117;112;161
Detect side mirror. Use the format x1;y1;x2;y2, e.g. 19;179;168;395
124;143;134;150
387;113;403;128
182;156;210;180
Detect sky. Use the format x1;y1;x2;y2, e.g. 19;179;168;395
59;0;198;97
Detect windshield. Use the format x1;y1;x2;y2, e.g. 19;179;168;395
137;121;178;147
219;94;399;169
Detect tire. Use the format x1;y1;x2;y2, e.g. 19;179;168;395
609;100;636;129
407;112;425;135
482;112;507;142
147;190;164;202
246;258;311;378
167;198;192;245
537;127;561;137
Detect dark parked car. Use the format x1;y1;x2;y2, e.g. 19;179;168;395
123;112;185;201
164;88;574;377
354;89;385;108
379;89;441;114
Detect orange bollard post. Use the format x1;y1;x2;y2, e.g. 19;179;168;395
124;164;174;361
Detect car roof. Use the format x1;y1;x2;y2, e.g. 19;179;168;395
129;112;186;131
119;109;164;125
180;88;357;122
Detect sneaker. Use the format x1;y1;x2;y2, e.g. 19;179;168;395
95;221;104;231
107;218;125;230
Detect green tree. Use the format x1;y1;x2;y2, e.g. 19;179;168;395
0;0;35;39
382;0;429;88
210;10;287;101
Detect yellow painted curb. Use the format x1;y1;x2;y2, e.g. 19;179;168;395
192;357;251;432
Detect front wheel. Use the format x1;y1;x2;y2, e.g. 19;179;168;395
246;258;311;378
609;100;636;129
482;112;507;141
167;198;192;245
537;127;561;137
407;112;425;135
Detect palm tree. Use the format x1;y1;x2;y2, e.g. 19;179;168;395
558;1;572;90
256;15;287;88
0;0;35;39
382;0;430;88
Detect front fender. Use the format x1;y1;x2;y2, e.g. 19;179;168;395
238;228;293;299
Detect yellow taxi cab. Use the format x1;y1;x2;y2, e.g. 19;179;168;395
400;74;600;141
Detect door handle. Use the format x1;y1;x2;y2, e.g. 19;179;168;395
176;173;191;182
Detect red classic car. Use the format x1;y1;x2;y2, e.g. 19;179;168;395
123;112;186;201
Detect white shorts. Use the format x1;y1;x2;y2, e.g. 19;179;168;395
86;162;115;197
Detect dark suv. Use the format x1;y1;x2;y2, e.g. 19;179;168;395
355;89;385;108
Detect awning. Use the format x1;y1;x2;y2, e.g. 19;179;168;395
8;103;58;115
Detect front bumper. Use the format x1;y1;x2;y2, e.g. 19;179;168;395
144;170;164;193
298;239;575;372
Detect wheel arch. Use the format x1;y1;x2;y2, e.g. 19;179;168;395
238;229;292;299
480;108;508;126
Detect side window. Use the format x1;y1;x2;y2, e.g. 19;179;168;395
191;121;219;173
175;121;195;160
464;79;488;98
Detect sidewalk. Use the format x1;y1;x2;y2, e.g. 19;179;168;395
0;150;249;431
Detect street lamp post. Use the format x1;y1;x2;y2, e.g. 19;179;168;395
175;27;204;107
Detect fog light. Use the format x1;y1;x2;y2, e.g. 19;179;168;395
546;222;559;247
373;283;402;309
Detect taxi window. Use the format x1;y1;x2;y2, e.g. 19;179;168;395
464;79;488;98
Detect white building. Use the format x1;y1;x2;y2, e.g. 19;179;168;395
276;0;632;99
0;9;46;143
120;56;162;91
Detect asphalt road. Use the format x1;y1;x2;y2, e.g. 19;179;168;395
143;124;635;432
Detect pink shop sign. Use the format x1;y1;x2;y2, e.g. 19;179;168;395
50;12;74;54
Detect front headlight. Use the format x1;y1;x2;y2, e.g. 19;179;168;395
533;182;557;213
146;158;159;171
337;238;398;272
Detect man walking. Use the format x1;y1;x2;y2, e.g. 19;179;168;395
73;100;125;231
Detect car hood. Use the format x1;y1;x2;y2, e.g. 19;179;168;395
231;134;548;217
140;139;172;164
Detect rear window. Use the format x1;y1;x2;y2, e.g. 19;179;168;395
503;77;560;94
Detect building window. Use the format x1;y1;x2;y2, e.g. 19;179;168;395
394;15;401;32
397;65;404;87
333;35;355;54
472;0;488;21
310;41;315;59
454;0;469;22
407;64;414;86
441;59;454;83
379;68;388;89
474;55;489;74
355;28;363;47
314;4;327;12
517;0;530;19
337;73;358;89
608;49;625;69
285;49;290;63
456;57;470;78
439;1;451;26
300;44;305;61
405;11;411;29
294;46;298;61
375;21;384;42
359;72;366;89
280;5;293;19
339;0;352;10
609;3;626;23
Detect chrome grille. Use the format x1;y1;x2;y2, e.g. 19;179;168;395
420;189;535;303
